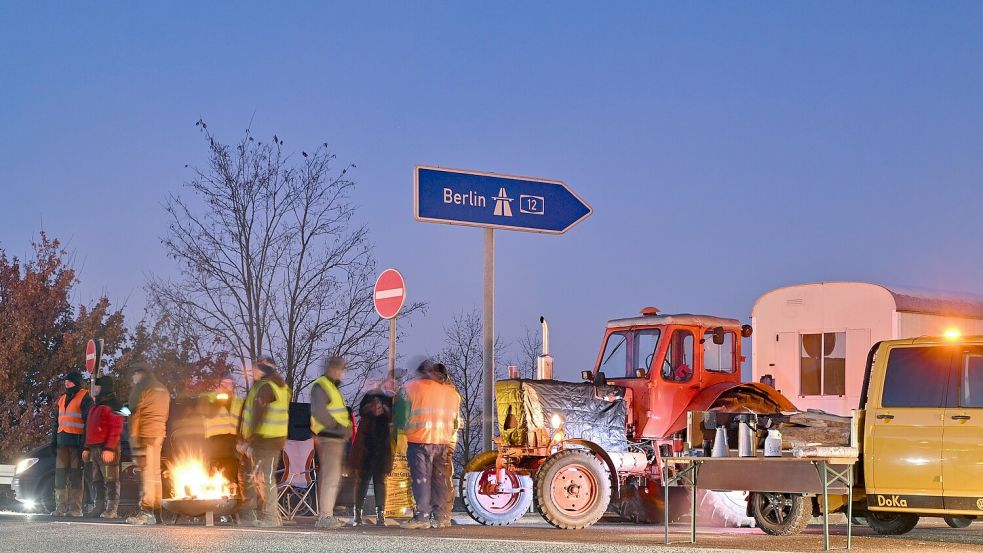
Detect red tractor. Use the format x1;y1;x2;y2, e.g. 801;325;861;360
460;307;796;529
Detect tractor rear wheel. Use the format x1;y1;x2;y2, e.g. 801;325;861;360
461;467;533;526
611;479;687;524
749;492;812;536
534;450;611;529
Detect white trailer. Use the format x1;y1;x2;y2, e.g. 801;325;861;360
751;281;983;415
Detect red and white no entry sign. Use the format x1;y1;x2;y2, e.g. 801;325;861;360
374;268;406;319
85;339;98;373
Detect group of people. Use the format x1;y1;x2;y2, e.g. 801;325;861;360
50;354;462;530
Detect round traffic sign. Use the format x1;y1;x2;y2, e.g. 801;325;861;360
85;339;97;373
374;269;406;319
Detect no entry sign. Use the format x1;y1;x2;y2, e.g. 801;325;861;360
85;339;102;374
374;269;406;320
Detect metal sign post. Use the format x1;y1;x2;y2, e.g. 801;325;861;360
375;269;407;389
414;165;592;452
482;228;495;452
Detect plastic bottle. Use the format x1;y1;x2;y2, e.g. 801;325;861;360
764;429;783;457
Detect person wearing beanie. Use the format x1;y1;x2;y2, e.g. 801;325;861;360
83;375;124;518
349;380;393;527
237;356;291;527
125;363;171;526
51;370;94;517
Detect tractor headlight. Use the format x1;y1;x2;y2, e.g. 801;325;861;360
550;414;563;430
14;458;38;475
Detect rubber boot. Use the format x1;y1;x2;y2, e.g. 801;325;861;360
350;507;364;527
87;497;105;518
67;488;84;517
51;489;68;516
375;507;387;527
100;500;119;519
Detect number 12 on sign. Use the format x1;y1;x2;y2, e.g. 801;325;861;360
519;195;545;215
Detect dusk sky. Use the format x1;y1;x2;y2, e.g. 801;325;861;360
3;2;983;380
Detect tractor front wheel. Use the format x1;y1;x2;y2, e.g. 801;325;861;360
461;467;533;526
534;450;611;529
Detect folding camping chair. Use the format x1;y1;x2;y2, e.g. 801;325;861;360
277;438;318;520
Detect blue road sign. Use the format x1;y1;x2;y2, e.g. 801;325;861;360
414;166;592;234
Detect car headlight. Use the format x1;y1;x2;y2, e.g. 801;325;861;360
14;458;38;475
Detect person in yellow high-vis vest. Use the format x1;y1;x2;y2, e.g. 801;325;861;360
310;356;352;529
237;357;291;528
198;376;243;490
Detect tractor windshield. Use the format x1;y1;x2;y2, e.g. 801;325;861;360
599;328;661;377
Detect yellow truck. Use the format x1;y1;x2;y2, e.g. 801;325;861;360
842;334;982;534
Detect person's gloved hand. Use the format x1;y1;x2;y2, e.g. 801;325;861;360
81;449;90;462
101;449;116;463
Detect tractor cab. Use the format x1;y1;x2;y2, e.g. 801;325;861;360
586;307;753;440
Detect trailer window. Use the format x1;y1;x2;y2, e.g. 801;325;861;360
704;331;736;373
599;332;629;377
960;353;983;408
882;347;951;408
799;332;846;396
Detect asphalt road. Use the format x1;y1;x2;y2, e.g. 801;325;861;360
0;513;980;553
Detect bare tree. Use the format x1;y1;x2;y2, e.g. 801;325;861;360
437;310;507;472
151;122;419;399
515;326;543;379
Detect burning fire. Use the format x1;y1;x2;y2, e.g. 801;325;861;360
168;455;233;500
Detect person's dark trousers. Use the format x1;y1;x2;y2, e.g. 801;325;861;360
87;446;120;513
206;434;239;488
354;466;389;512
407;443;451;521
55;446;84;497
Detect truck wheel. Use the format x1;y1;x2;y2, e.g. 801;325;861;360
866;512;919;535
749;492;812;536
461;468;533;526
534;450;611;529
698;490;755;528
944;516;972;529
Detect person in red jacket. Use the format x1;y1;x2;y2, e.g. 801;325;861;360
83;375;124;519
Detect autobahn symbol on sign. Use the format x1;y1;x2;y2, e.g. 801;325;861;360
414;165;592;234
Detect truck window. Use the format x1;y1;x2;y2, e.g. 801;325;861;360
599;332;629;377
960;353;983;408
799;332;846;396
882;347;951;408
704;330;735;373
662;329;694;383
633;329;661;376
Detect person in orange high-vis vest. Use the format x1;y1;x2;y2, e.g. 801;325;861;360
393;359;461;529
51;371;94;517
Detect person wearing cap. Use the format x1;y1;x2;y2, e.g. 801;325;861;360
310;356;353;529
125;363;171;526
198;376;243;488
394;359;462;529
83;375;124;518
238;356;291;527
51;371;94;517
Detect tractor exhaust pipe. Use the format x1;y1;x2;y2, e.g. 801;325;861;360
536;316;554;380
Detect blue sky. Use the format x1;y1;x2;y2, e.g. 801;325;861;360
2;2;983;379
